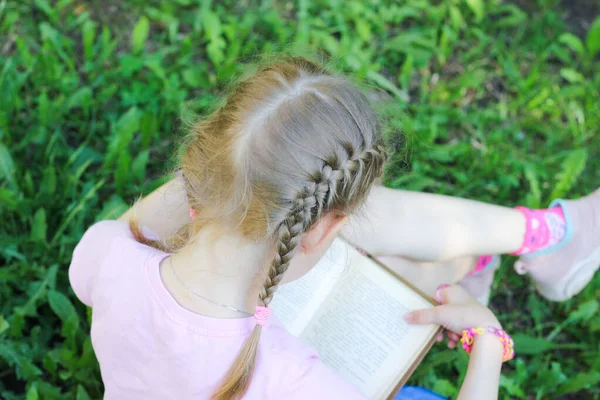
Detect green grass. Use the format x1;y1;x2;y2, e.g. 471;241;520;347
1;0;600;398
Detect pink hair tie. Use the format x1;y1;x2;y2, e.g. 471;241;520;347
254;306;271;327
189;208;197;218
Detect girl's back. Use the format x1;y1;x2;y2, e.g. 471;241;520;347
70;220;366;399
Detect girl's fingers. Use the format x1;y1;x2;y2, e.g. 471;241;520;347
405;305;451;325
434;329;461;349
448;332;460;342
404;307;438;325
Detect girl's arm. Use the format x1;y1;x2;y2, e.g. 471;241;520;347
118;176;190;240
457;334;504;400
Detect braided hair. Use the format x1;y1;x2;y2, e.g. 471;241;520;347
259;146;387;308
130;56;388;399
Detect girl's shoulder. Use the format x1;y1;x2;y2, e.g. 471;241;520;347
69;220;163;307
80;219;159;244
75;220;164;259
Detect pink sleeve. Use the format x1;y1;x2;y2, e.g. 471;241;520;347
280;356;367;400
68;220;133;307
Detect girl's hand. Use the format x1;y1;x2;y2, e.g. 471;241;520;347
407;284;505;400
405;284;501;349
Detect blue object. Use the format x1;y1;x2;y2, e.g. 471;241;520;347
394;386;446;400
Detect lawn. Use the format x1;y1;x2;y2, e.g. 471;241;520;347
1;0;599;399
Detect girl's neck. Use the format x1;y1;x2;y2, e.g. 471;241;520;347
159;226;269;319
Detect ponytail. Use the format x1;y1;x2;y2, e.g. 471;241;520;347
211;325;263;400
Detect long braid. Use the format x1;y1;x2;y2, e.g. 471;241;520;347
210;58;389;400
259;212;305;306
259;143;387;307
211;169;333;400
259;181;330;306
209;144;387;400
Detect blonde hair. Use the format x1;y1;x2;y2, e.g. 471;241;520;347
130;56;387;399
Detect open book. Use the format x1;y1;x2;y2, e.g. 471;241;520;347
270;239;441;400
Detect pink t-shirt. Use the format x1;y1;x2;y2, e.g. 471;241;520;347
69;220;367;400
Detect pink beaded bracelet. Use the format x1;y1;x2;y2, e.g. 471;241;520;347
460;326;515;362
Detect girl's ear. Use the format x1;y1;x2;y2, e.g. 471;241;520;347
301;213;349;254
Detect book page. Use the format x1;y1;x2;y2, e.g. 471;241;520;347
300;244;438;400
270;239;350;336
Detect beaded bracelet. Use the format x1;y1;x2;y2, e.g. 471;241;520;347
460;326;515;362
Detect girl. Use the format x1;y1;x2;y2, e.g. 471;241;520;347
69;56;585;399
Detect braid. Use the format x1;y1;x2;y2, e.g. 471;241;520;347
258;169;333;307
213;143;387;400
259;213;305;306
258;142;387;307
342;144;388;177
